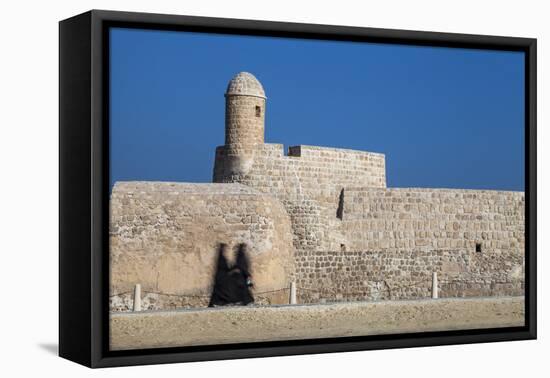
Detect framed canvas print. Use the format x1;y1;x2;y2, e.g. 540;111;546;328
59;10;536;368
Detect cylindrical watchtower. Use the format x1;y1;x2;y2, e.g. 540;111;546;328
225;72;266;149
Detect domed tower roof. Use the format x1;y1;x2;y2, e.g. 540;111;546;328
225;72;266;99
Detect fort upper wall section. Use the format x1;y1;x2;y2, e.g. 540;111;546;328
336;188;525;253
109;182;294;311
213;143;386;251
214;144;524;258
214;143;386;194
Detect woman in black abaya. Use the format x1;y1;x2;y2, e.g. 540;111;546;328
208;243;254;307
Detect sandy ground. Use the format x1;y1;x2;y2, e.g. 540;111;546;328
110;296;524;350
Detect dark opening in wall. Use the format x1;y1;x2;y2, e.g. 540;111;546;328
340;244;346;252
336;188;345;220
255;105;261;117
476;243;482;253
287;146;302;157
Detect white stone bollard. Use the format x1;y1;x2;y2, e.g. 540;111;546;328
432;272;438;299
290;282;297;305
133;284;142;311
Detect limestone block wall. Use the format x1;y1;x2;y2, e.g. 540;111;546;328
109;182;294;311
213;143;386;251
289;187;525;304
338;188;525;253
214;143;386;192
295;249;524;304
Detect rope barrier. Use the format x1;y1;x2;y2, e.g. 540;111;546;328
143;291;210;299
109;291;132;298
296;277;432;297
112;287;292;300
439;279;516;285
254;287;290;295
110;275;519;301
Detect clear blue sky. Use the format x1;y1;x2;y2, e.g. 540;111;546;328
110;27;525;191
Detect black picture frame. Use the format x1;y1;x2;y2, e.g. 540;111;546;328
59;9;537;368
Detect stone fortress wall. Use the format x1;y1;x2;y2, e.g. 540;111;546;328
296;248;524;304
294;188;524;303
110;182;294;311
110;72;525;310
214;143;386;252
212;149;525;303
340;188;524;252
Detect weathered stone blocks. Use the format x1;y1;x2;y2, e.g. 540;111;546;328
110;182;294;310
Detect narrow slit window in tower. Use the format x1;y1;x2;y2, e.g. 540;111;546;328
336;188;345;220
255;105;261;117
475;243;482;253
